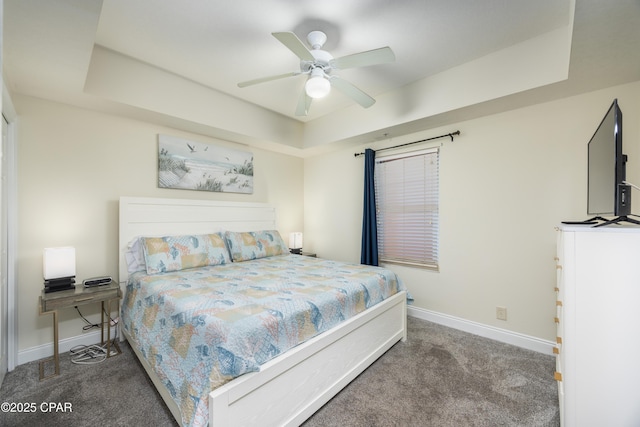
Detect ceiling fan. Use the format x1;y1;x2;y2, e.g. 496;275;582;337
237;31;395;116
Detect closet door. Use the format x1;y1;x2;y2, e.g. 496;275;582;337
0;114;8;386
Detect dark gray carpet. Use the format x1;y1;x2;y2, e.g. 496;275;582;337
0;317;559;426
303;317;559;427
0;339;176;427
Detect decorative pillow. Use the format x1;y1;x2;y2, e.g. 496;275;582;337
224;230;289;262
142;233;231;274
201;233;232;266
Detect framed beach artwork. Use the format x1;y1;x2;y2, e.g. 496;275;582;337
158;134;254;194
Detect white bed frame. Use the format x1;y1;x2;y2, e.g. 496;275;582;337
119;196;407;426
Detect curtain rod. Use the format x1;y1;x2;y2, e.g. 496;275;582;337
354;130;460;157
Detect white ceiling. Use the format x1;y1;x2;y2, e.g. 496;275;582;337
4;0;640;152
94;0;567;120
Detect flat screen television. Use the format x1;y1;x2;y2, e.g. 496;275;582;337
585;99;638;226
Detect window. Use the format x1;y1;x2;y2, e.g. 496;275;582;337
374;147;439;269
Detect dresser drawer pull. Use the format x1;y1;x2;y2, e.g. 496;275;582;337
554;287;560;292
554;372;562;382
553;347;560;355
73;297;93;303
556;264;562;270
556;300;563;307
554;317;560;324
556;337;563;344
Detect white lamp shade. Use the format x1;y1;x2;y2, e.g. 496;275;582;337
289;232;303;249
305;75;331;99
43;247;76;280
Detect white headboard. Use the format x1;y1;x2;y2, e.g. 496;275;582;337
118;196;277;284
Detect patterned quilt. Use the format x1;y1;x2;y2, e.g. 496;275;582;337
121;254;405;427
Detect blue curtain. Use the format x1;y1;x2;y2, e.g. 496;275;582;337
360;148;379;266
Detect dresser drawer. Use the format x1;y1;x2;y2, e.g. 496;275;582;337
555;300;563;336
40;282;121;312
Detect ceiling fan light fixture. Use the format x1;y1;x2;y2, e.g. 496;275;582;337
305;69;331;99
238;31;395;114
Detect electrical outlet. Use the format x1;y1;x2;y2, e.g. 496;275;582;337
496;306;507;321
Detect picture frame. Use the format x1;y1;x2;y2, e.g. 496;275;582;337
158;134;253;194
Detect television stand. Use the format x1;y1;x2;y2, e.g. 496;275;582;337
593;215;640;227
561;216;609;225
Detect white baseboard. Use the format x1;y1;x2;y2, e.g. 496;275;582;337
408;306;555;355
18;327;119;366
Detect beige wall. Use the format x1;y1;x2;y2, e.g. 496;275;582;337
15;80;640;356
16;95;304;351
304;81;640;341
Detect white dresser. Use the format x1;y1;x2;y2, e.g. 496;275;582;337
555;225;640;427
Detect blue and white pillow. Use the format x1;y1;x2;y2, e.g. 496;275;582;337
224;230;289;262
142;233;230;274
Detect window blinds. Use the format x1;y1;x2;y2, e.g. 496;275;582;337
374;148;439;269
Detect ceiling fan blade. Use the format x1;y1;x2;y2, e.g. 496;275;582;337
272;32;315;62
237;72;299;88
330;76;376;108
330;46;395;70
295;90;312;116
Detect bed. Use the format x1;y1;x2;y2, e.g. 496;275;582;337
119;196;407;427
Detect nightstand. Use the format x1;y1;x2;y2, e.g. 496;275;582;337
38;281;122;380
